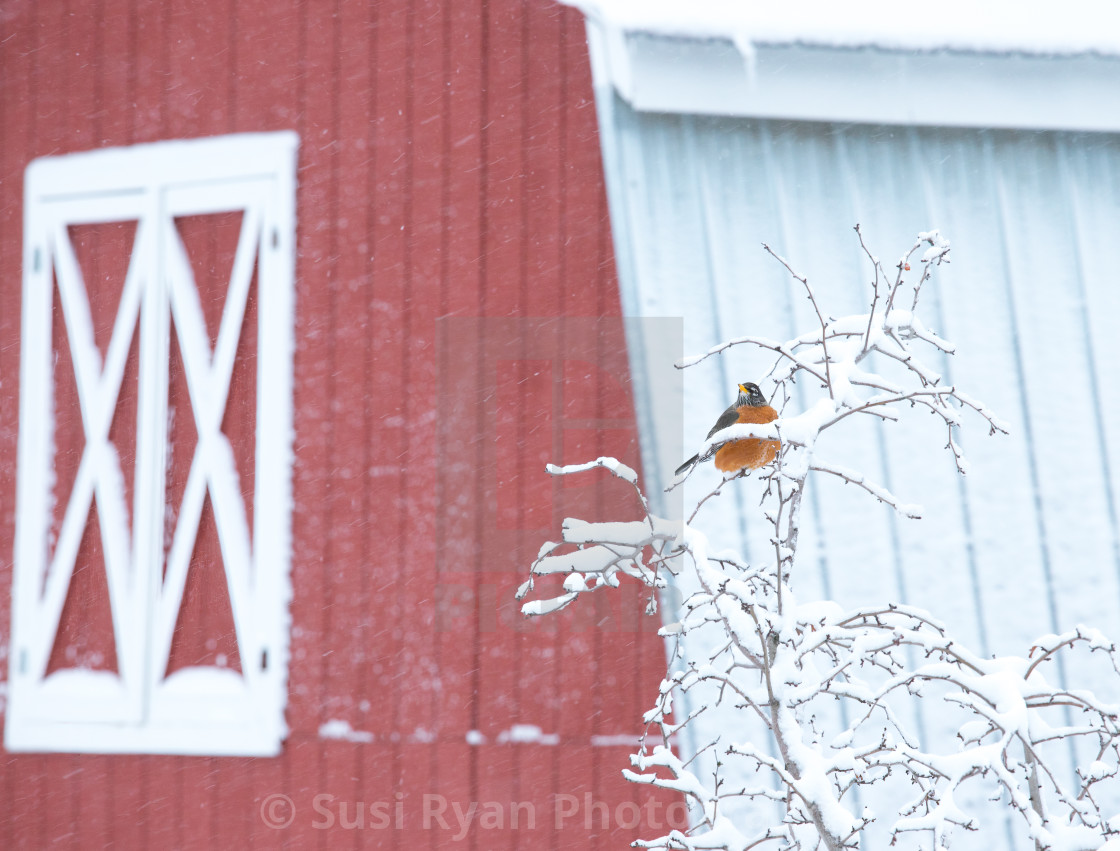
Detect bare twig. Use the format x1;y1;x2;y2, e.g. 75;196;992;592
764;242;834;397
515;229;1117;851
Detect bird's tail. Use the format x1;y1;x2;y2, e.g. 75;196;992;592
674;454;699;476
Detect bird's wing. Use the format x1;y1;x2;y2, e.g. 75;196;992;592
705;404;742;440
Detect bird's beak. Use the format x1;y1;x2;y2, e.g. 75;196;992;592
738;383;749;393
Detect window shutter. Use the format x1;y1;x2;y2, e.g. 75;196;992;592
9;132;298;756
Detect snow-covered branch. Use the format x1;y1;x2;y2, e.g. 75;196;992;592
515;229;1120;850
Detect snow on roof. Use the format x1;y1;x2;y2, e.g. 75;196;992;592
568;0;1120;57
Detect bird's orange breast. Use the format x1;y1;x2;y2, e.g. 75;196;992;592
714;405;780;473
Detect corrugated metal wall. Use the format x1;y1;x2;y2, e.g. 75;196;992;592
598;95;1120;846
0;1;679;847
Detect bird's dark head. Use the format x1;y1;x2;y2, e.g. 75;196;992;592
737;382;767;407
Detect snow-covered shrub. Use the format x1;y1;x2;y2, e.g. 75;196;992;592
517;229;1120;850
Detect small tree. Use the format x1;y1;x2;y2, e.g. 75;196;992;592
517;229;1120;850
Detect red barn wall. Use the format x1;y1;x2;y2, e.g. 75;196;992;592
0;0;682;847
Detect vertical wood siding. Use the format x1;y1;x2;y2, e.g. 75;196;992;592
0;1;679;846
597;96;1120;849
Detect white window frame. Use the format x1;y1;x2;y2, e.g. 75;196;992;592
9;132;298;756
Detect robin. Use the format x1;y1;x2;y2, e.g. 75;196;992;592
675;382;780;476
